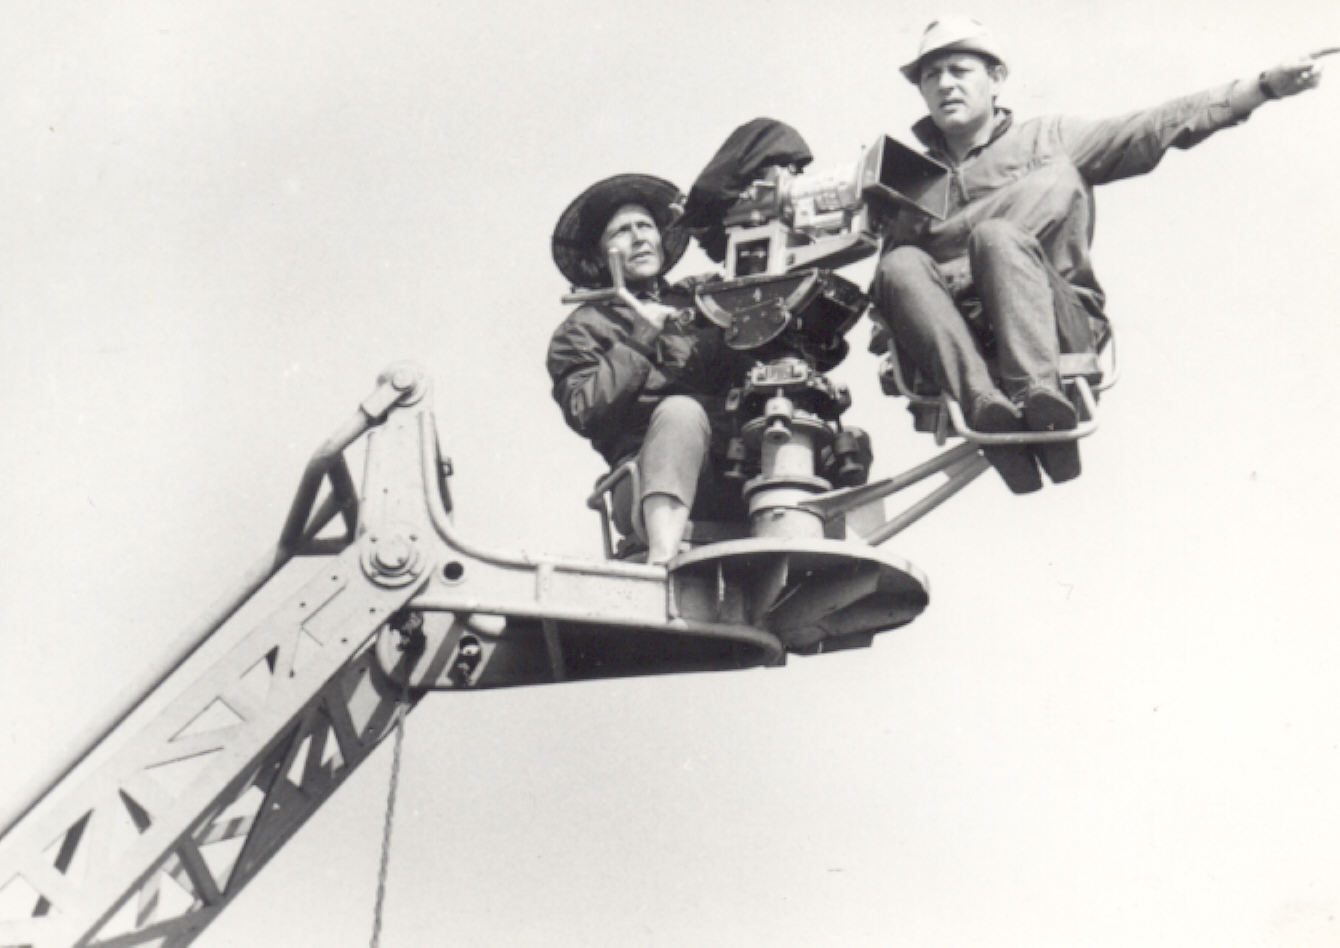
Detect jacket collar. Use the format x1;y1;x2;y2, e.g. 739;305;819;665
912;107;1013;162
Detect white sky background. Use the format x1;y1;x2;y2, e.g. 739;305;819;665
2;1;1340;945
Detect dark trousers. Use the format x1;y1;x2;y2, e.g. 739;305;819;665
871;219;1097;406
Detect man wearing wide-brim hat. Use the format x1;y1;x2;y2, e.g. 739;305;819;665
548;174;750;563
871;15;1325;494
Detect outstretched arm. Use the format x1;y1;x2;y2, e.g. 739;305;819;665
1061;49;1330;185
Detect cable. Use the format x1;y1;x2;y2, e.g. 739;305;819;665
370;700;410;948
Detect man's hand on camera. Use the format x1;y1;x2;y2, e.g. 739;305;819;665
619;292;683;333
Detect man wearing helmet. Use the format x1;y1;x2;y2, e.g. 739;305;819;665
548;174;750;564
872;16;1324;493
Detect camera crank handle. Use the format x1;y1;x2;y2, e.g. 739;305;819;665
607;246;627;293
559;247;629;306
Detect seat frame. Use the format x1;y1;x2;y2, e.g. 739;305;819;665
878;327;1119;447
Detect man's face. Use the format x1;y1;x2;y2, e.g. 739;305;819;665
598;204;664;285
917;52;1003;137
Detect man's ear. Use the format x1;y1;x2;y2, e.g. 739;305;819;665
989;61;1009;85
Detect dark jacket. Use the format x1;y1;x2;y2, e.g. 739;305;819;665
547;281;750;466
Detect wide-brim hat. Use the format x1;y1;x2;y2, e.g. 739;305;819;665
900;15;1006;84
551;173;689;289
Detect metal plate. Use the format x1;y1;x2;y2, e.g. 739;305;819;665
671;537;930;652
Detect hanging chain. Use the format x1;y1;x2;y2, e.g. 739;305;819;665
370;698;410;948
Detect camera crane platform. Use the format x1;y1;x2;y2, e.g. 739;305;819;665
0;122;1104;947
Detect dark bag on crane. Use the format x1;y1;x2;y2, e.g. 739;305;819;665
681;117;813;263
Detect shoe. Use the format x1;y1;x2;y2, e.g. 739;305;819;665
969;392;1042;495
1021;384;1081;483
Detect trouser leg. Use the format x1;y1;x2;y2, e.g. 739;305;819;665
609;396;711;558
870;245;999;407
871;244;1040;494
969;219;1091;483
968;218;1095;397
638;395;711;510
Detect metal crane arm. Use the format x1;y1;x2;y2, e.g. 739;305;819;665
0;368;427;948
0;361;935;947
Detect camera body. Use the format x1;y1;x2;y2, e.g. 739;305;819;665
694;134;950;372
688;133;949;531
712;134;950;281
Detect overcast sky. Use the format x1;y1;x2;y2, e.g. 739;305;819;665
3;1;1340;946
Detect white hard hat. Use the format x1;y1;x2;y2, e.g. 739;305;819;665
900;15;1007;84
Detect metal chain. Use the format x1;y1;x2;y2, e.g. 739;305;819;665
370;700;410;948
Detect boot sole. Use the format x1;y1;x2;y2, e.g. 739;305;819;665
974;399;1042;494
1022;388;1081;483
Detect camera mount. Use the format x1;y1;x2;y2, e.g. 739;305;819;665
689;130;950;540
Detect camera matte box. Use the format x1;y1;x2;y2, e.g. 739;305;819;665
859;135;951;220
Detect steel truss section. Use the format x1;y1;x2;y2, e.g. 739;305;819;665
0;554;420;947
0;369;428;948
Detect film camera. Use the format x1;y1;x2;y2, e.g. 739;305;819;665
681;120;950;537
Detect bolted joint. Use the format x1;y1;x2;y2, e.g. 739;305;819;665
367;361;429;413
374;537;411;572
361;531;424;586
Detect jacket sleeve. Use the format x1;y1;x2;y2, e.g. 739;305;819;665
546;304;662;441
1057;81;1248;186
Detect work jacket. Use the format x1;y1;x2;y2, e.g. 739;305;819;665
887;81;1251;323
547;280;750;466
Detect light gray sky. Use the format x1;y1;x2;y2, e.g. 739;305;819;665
3;1;1340;946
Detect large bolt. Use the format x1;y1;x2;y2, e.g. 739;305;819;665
373;536;412;574
374;362;427;407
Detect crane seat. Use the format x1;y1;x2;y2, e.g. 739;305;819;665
586;458;750;561
876;324;1117;446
